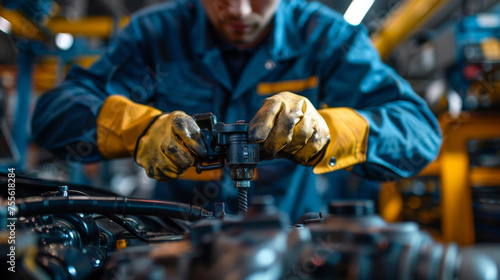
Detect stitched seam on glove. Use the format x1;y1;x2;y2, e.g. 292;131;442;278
133;114;165;162
96;95;162;159
313;108;369;174
354;112;369;163
337;110;367;166
97;99;128;158
333;111;358;169
97;125;127;158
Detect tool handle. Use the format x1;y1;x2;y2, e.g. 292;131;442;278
195;161;225;174
193;113;225;173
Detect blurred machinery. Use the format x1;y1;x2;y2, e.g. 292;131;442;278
390;12;500;112
0;0;158;187
1;176;500;280
0;0;110;173
382;10;500;245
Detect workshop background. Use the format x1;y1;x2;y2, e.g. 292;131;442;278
1;0;499;246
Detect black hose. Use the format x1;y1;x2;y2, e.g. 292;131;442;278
16;196;212;222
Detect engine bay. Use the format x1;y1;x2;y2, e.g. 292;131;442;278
1;172;500;280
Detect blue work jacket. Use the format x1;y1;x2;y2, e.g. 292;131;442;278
32;0;441;221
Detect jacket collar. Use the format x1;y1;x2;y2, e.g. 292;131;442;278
269;0;306;62
191;0;212;55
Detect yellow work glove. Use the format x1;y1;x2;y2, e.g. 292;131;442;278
249;91;371;173
135;112;208;181
248;91;330;165
96;95;207;181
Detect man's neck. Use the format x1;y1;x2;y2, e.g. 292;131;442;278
210;18;275;50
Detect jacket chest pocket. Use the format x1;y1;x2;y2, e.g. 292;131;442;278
253;76;321;111
156;86;214;115
154;63;215;115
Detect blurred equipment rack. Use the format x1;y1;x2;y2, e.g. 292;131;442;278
380;112;500;245
0;1;129;170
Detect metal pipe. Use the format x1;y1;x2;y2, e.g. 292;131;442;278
371;0;452;60
16;196;213;221
46;17;119;38
0;7;129;39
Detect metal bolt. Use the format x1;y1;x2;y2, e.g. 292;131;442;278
59;185;69;197
265;60;276;70
329;157;337;167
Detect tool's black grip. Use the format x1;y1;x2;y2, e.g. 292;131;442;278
193;113;217;132
193;113;225;173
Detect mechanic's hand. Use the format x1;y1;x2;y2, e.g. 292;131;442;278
135;111;207;181
248;91;330;165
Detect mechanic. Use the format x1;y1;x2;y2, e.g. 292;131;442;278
31;0;442;221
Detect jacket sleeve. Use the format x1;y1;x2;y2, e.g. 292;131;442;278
315;24;442;181
31;16;155;162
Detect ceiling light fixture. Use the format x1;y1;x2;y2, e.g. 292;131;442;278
55;33;74;51
344;0;375;26
0;17;12;34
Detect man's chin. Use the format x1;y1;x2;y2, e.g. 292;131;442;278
224;35;260;48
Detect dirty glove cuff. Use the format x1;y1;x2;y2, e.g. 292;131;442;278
96;95;162;159
313;108;369;174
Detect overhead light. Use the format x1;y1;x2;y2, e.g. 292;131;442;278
55;33;74;51
344;0;375;26
0;17;12;34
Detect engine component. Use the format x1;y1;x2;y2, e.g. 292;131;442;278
105;199;500;280
1;176;499;280
295;200;500;280
193;113;259;215
36;244;104;280
106;196;308;280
